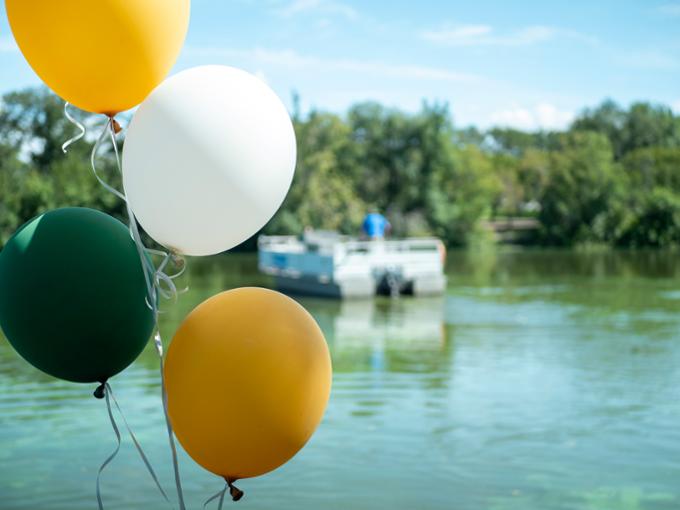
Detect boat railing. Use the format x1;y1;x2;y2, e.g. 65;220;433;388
259;235;442;253
258;235;307;253
339;238;442;255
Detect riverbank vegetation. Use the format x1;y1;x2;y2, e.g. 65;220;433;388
1;88;679;248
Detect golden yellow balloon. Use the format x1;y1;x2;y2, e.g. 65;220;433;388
165;288;332;484
6;0;190;115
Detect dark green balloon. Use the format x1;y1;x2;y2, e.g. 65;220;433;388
0;207;154;383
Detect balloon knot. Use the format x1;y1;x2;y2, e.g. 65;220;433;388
111;118;122;134
93;383;107;400
226;479;244;502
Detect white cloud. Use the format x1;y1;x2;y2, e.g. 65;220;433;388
422;24;557;47
490;103;575;131
276;0;358;20
0;37;19;53
616;50;678;70
430;24;493;41
316;18;332;29
184;46;481;83
658;3;680;16
672;100;680;113
422;23;596;47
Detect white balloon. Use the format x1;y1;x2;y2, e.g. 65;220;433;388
122;65;296;256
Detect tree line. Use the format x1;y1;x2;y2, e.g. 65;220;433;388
1;88;680;249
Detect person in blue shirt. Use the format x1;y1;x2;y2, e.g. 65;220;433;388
362;212;391;240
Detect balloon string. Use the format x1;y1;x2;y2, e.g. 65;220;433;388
86;116;188;312
96;383;122;510
101;118;188;510
81;110;188;509
203;483;227;509
103;120;187;306
90;118;127;202
156;332;187;510
61;102;86;153
105;383;172;506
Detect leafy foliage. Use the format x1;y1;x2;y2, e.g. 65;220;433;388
0;89;125;245
1;88;680;249
539;131;621;245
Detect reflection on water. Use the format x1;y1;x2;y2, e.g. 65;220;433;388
1;250;680;509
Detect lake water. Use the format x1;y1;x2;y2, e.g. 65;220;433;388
1;250;680;510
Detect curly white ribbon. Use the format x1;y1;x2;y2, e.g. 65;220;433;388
61;102;86;154
64;107;189;510
89;118;126;202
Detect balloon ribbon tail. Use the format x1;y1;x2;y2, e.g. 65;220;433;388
106;383;172;505
96;384;121;510
203;484;227;509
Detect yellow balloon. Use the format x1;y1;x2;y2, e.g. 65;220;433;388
6;0;190;115
165;288;332;483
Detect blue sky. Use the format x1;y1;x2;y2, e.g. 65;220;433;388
1;0;679;130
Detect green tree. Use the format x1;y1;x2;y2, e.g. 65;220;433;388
516;148;551;208
572;100;627;158
572;100;680;159
267;111;365;234
620;103;679;155
622;146;680;192
3;86;680;250
617;188;680;247
0;143;30;244
0;88;87;172
488;127;557;156
454;125;485;147
347;102;453;215
490;152;522;216
0;88;124;246
426;144;500;246
539;131;624;245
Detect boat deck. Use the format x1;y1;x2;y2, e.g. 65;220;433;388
258;231;446;298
